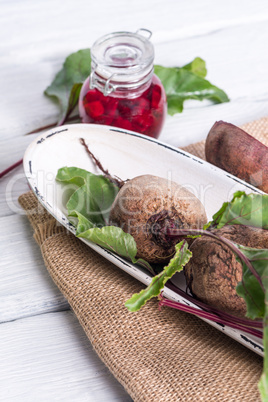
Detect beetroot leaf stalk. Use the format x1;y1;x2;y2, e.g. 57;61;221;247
159;295;263;339
80;138;125;189
0;158;23;179
26;114;80;135
165;281;263;329
0;115;80;180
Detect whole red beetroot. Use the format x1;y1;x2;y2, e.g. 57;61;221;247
205;121;268;193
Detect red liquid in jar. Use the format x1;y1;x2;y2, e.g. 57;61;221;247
79;75;167;139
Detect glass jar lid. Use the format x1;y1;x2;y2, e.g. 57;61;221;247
90;29;154;94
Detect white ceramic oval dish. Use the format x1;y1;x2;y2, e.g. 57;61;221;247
23;123;264;357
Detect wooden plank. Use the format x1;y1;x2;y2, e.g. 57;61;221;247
0;214;69;323
161;98;268;147
1;134;39;217
0;311;132;401
0;2;268;141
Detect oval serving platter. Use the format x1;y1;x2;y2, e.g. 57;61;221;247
23;123;264;357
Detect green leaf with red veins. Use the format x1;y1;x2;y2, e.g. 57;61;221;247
125;241;192;312
44;49;91;124
236;246;267;319
56;166;118;225
66;176;118;225
56;166;94;187
62;82;83;124
207;192;268;229
154;64;229;115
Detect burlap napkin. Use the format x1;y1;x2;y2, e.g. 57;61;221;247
18;116;268;402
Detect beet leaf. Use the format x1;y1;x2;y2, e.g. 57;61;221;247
67;177;118;225
125;241;192;312
236;246;268;319
181;57;207;78
154;64;229;115
44;49;91;124
56;166;118;225
207;191;268;229
56;166;94;187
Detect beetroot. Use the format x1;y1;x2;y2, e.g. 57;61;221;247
205;121;268;193
109;174;207;263
184;224;268;317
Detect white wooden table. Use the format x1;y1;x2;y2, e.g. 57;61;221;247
1;1;268;400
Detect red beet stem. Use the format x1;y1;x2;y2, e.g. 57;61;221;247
1;115;81;180
165;281;263;329
0;158;23;179
79;138;125;188
159;297;263;339
26;114;80;135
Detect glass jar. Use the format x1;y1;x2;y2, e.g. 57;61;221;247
79;29;167;139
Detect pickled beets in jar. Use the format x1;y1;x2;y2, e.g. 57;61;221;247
79;29;167;139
